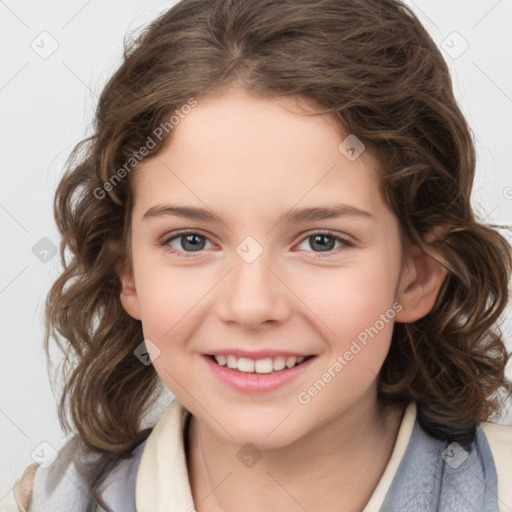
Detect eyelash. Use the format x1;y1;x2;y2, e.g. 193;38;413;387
159;230;355;259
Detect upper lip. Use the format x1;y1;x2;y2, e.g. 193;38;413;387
204;349;315;359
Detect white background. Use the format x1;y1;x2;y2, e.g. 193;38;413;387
1;0;512;506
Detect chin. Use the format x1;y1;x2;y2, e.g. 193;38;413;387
209;412;310;450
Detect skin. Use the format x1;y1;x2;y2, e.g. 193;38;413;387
119;87;447;512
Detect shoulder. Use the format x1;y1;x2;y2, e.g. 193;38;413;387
479;419;512;466
480;418;512;441
12;437;79;512
479;419;512;512
12;434;150;512
13;462;39;511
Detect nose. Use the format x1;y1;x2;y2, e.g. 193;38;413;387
216;249;291;329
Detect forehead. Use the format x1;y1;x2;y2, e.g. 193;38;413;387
132;89;384;221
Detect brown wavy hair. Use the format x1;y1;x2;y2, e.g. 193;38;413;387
42;0;512;510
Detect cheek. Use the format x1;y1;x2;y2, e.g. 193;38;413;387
133;246;212;335
290;255;400;337
133;265;218;383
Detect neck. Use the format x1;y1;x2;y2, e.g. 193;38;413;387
185;387;405;512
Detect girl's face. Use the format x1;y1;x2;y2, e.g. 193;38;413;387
119;88;434;448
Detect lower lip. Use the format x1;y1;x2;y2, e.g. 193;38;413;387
203;355;316;393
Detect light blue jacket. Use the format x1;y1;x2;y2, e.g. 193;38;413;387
28;419;499;511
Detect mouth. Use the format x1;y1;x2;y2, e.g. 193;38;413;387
205;354;316;374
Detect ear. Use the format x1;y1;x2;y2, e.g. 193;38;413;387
394;229;449;323
117;260;142;321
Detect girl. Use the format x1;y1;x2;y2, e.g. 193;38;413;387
12;0;512;511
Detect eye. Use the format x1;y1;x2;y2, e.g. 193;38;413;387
160;229;355;259
161;230;213;258
296;230;355;256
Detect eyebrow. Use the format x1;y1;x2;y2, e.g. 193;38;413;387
142;203;374;224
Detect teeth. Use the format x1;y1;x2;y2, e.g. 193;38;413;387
237;357;254;372
213;354;309;373
255;358;273;373
215;355;227;366
285;357;297;368
272;356;286;371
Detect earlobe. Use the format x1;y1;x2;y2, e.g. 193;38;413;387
117;262;142;321
394;240;448;323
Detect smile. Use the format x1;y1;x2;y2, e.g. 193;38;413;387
203;352;317;393
208;354;313;374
